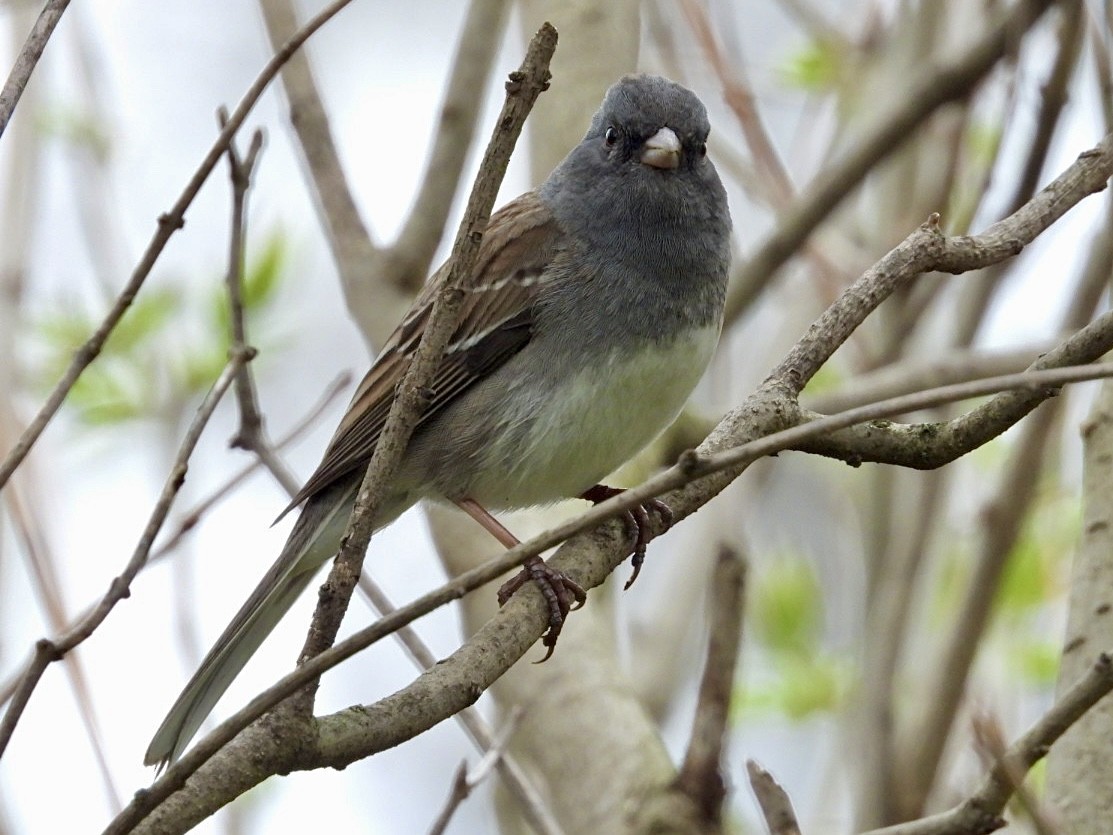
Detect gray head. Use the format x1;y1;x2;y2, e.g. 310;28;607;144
541;74;729;243
585;74;711;151
537;75;732;347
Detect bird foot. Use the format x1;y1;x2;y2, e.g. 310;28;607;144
580;484;674;589
498;555;587;662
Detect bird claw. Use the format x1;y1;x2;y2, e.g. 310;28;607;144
498;555;587;662
580;484;674;589
623;496;674;589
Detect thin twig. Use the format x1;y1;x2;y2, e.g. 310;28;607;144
948;0;1084;349
3;483;121;810
0;0;71;139
679;0;793;208
290;21;558;704
258;0;511;341
0;350;252;758
390;0;513;293
213;115;300;496
972;711;1059;835
256;0;380;300
0;373;349;710
426;710;524;835
427;762;471;835
112;122;1113;829
218;112;268;449
0;0;360;494
804;341;1058;415
108;359;1113;830
358;577;563;835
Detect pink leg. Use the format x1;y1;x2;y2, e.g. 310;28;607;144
452;498;586;661
455;498;521;549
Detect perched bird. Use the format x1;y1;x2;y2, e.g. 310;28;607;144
145;73;732;768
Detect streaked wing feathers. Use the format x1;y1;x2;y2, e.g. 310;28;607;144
280;192;561;516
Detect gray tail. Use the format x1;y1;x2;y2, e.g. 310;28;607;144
143;481;358;769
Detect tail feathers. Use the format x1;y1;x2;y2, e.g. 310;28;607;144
144;481;359;769
143;566;318;768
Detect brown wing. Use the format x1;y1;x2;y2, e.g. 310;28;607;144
278;191;563;516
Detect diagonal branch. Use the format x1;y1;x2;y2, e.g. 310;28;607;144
0;0;70;138
111;119;1113;834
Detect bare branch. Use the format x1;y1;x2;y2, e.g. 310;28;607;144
803;341;1057;415
426;711;524;835
427;763;471;835
358;578;563;835
391;0;513;293
972;711;1059;835
725;0;1057;322
291;20;557;705
108;359;1113;835
0;0;70;139
257;0;380;305
110;119;1113;832
0;372;349;709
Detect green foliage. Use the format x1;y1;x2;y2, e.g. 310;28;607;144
780;38;844;92
752;557;823;656
1008;639;1060;686
965;120;1004;171
741;653;850;719
996;490;1078;618
211;231;287;337
800;361;844;396
932;480;1076;688
30;232;290;427
741;556;850;719
36;105;112;161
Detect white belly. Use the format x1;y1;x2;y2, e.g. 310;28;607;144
472;324;720;507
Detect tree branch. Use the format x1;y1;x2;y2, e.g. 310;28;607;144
862;653;1113;835
672;545;747;824
0;0;70;139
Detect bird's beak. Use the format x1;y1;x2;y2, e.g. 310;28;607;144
640;127;681;170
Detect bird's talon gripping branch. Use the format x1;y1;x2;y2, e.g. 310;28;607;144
498;555;587;661
581;484;674;588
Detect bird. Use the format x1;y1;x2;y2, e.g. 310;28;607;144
145;73;732;768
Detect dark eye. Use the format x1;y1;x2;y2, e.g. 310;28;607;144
698;142;707;157
604;126;619;147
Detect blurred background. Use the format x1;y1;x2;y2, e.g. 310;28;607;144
0;0;1110;832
